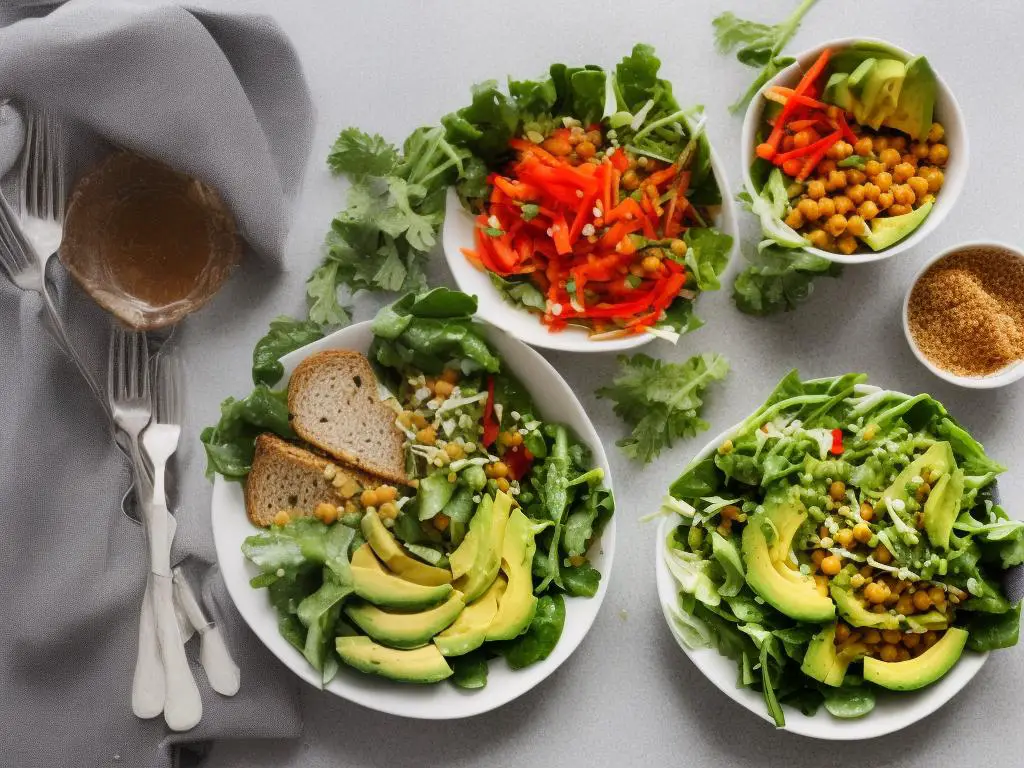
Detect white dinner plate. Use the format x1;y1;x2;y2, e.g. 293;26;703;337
213;320;616;719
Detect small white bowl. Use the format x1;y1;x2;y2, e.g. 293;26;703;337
442;141;738;353
654;414;987;739
740;37;968;265
212;320;616;719
903;240;1024;389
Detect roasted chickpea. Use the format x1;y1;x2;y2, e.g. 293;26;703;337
919;193;936;206
845;169;867;185
821;555;842;576
807;180;826;200
836;528;855;548
874;136;890;152
817;159;837;175
827;169;848;191
441;368;460;384
864;159;884;177
826;213;848;237
874;171;893;192
445;442;464;460
924;168;944;192
880;148;902;168
846;215;868;236
833;195;854;215
858;200;880;220
887;203;912;216
877;191;894;210
889;136;908;152
782;135;796;152
811;549;827;567
542;136;572;156
922;630;939;649
907;175;930;198
816;197;836;218
854;137;874;156
901;153;920;169
853;522;873;543
863;182;881;202
806;229;832;250
913;590;933;611
903;632;921;649
416;426;437;445
621;169;639;190
273;510;291;527
835;623;852;642
670;239;688;257
797;197;821;221
793;129;816;149
864;581;889;604
837;235;858;255
873;544;893;564
927;122;945;143
642;255;662;273
846;184;866;205
893;184;916;206
879;644;900;663
829;481;846;501
862;629;882;645
928;143;949;166
576;140;596;159
433;379;454;398
895;595;915;616
784;208;805;229
928;586;947;606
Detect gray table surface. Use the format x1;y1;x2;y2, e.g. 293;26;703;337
159;0;1024;764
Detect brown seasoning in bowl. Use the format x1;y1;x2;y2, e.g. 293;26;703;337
907;246;1024;376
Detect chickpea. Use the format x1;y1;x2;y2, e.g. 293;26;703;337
890;136;908;152
434;379;454;398
854;137;873;156
836;528;855;548
846;169;867;185
874;136;890;152
863;182;881;202
901;154;920;169
784;208;805;229
412;413;429;429
670;239;688;257
874;171;893;192
416;426;437;445
445;442;465;460
846;215;868;237
850;573;867;589
817;197;836;218
833;195;854;215
846;184;866;205
829;141;853;160
576;140;596;159
642;255;662;273
865;160;884;177
877;191;894;210
585;129;603;147
919;193;936;206
903;632;921;650
922;631;939;649
878;644;898;663
851;522;872;544
862;629;882;645
837;235;858;255
811;549;827;567
892;184;915;206
440;368;461;385
487;460;509;479
858;200;880;221
360;488;380;508
928;122;945;143
879;148;902;169
860;565;875;579
721;505;742;521
797;198;821;221
621;169;639;190
807;180;827;200
542;136;572;156
432;512;449;530
928;586;947;606
825;213;848;237
893;162;916;183
397;411;415;428
912;590;932;611
907;175;930;198
499;430;524;448
817;159;837;175
806;229;832;250
864;581;889;604
821;555;842;576
827;170;848;191
924;168;944;192
928;143;949;166
880;629;902;645
828;480;846;501
793;129;816;149
378;501;398;520
912;141;931;159
895;595;915;616
873;545;893;564
273;510;291;527
814;574;830;594
888;203;912;216
835;623;851;642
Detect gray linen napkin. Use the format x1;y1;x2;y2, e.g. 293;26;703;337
0;3;315;766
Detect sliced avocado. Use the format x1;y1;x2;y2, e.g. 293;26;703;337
853;58;906;129
344;592;465;650
352;542;453;609
452;492;512;601
880;440;953;506
863;627;968;691
362;509;452;586
831;584;948;631
861;200;933;251
885;56;937;141
434;575;507;657
847;58;877;99
830;42;908;74
802;625;868;687
448;496;485;580
335;635;453;683
823;73;854;111
486;508;540;641
923;468;964;550
741;499;836;623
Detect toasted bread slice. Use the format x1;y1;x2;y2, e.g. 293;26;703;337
287;350;407;484
244;433;379;527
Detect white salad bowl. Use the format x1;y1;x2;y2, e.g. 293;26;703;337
654;408;987;740
902;240;1024;390
212;320;616;719
441;139;738;353
740;37;968;265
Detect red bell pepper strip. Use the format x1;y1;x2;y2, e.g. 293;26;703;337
550;213;572;255
604;197;644;225
773;129;841;164
608;148;629;172
830;428;844;455
796;130;841;181
645;165;679;189
766;87;829;111
757;48;832;160
492;175;540;201
833;110;859;145
503;444;534;481
482;377;499;448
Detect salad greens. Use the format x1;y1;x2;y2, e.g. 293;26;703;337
598;353;729;464
207;288;614;688
252;316;324;386
662;371;1022;725
713;0;819;113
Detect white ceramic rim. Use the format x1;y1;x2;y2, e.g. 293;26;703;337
902;239;1024;389
212;320;616;719
654;405;987;739
739;37;969;265
441;134;739;353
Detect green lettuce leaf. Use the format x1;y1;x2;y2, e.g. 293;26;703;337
200;385;293;480
732;244;841;316
500;594;566;669
251;316;324;386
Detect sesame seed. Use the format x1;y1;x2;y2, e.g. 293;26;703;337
487;215;501;229
551;303;563;316
581;223;595;237
576;189;584;198
592;207;602;218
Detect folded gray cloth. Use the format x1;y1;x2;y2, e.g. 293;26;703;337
0;2;315;766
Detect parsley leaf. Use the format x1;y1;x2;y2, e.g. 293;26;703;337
597;352;729;463
327;127;399;176
713;0;819;113
520;203;540;221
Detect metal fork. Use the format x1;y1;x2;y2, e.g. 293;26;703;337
142;350;202;731
3;108;109;415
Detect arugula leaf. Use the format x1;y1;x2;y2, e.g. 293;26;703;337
252;316;324;386
560;561;602;597
200;385;293;480
489;273;547;312
712;0;819;113
733;244;841;316
597;353;730;463
500;594;566;669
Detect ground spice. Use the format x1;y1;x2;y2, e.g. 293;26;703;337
907;246;1024;377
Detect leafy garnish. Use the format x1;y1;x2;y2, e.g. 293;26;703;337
733;243;841;316
713;0;819;113
252;316;324;386
598;353;729;463
199;385;293;479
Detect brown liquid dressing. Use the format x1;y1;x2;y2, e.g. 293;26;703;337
61;152;240;329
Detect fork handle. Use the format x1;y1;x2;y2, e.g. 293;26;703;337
39;283;110;419
147;474;202;732
131;576;164;719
